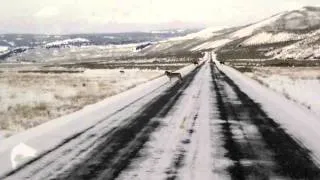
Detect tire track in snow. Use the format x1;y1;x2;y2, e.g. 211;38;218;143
210;61;320;179
164;77;203;180
210;62;245;179
165;112;200;180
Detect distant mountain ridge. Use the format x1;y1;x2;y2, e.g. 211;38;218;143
142;6;320;61
3;6;320;62
0;29;199;48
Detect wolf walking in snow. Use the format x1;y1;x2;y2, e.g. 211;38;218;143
164;71;182;82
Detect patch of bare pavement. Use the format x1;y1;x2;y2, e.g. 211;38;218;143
2;54;320;180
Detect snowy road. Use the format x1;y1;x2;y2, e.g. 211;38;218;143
1;53;320;180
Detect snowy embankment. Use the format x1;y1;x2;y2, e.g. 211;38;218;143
215;55;320;164
0;59;201;175
244;67;320;118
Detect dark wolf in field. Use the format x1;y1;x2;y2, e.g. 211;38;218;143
164;71;182;82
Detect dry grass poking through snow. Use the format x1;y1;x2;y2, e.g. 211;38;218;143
244;67;320;117
0;69;162;135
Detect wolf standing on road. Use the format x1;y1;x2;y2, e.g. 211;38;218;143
164;71;183;82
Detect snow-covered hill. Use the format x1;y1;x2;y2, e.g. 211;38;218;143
266;29;320;59
3;6;320;62
212;6;320;60
0;29;200;62
142;6;320;55
141;26;241;53
0;30;198;49
227;6;320;47
231;13;285;39
249;7;320;60
233;6;320;38
269;6;320;31
241;32;304;46
6;6;320;62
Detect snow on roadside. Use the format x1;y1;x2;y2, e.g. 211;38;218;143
214;54;320;165
245;67;320;118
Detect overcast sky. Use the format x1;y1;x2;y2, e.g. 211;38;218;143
0;0;319;34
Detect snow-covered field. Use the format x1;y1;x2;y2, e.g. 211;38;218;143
0;69;162;137
244;67;320;117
